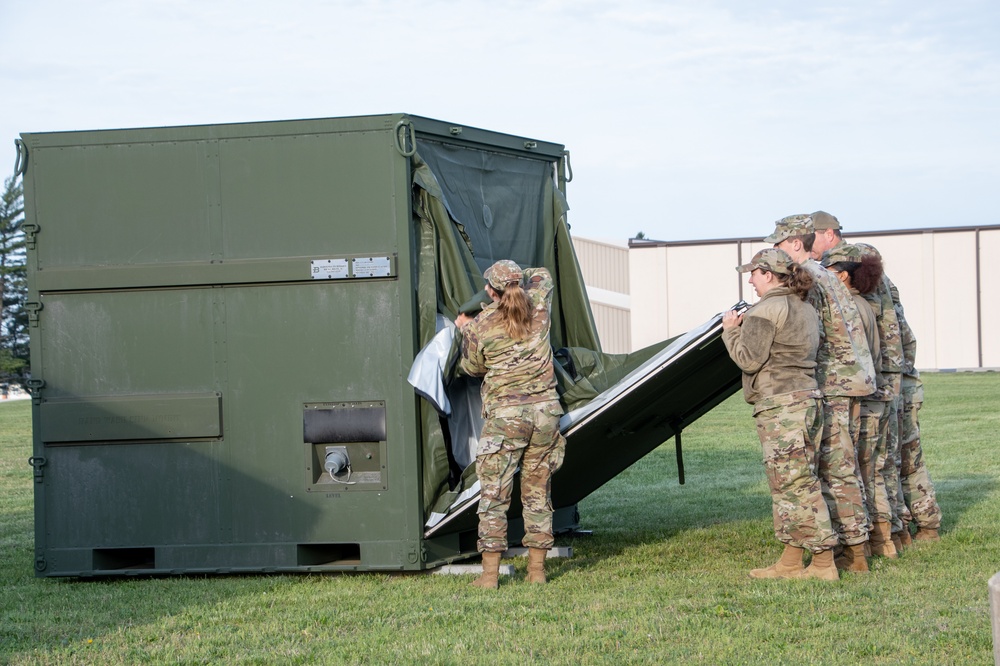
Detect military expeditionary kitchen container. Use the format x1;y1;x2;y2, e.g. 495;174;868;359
17;114;742;577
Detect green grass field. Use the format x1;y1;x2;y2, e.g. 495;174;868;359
1;373;997;665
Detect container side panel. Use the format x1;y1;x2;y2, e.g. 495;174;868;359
219;132;398;260
43;441;228;546
221;280;412;545
40;394;221;443
32;141;216;268
38;289;217;398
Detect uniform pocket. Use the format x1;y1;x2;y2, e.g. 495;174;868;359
543;401;564;418
549;433;567;473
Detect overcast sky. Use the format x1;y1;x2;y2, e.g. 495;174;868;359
2;0;997;242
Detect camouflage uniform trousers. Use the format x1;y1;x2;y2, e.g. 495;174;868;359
858;399;893;524
755;396;837;552
884;394;912;532
898;390;942;529
847;395;867;519
475;401;566;553
817;396;870;546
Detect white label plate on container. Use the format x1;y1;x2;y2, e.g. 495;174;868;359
310;259;349;279
352;256;392;278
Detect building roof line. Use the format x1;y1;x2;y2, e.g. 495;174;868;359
625;223;1000;249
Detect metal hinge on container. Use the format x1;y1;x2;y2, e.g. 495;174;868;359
22;223;40;250
28;456;47;484
25;302;43;327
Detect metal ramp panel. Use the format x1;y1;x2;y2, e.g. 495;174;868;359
424;304;747;538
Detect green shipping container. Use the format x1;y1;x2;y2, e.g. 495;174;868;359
18;114;742;577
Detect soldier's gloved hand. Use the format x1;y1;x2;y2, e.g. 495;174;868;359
722;310;744;330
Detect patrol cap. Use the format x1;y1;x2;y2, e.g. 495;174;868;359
854;242;882;261
736;248;795;275
483;259;523;291
763;214;813;244
811;211;842;231
820;243;863;267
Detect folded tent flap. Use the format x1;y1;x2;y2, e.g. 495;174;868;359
423;303;748;538
410;131;599;517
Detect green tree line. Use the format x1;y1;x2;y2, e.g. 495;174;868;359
0;174;28;389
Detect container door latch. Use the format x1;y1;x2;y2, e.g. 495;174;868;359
22;223;40;250
25;302;42;327
28;456;47;484
26;378;45;404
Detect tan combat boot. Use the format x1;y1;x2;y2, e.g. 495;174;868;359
526;547;548;584
869;521;898;558
890;532;904;553
898;521;913;547
471;551;502;589
835;543;870;573
802;549;839;581
749;544;805;579
913;527;940;542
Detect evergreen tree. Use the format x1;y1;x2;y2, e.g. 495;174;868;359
0;175;28;387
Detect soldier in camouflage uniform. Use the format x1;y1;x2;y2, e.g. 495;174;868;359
723;248;839;581
820;242;898;558
890;279;943;541
853;242;909;553
766;214;875;573
823;228;942;546
456;259;566;589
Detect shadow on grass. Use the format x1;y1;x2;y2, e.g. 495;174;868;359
496;448;774;583
583;440;768;520
933;472;997;537
0;502;261;662
561;434;993;574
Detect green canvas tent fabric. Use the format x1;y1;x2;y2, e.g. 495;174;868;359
411;140;673;517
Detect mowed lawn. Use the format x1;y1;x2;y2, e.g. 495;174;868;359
1;372;997;665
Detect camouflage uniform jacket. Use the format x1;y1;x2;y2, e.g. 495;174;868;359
459;267;560;415
801;258;877;397
888;277;923;396
851;288;880;374
875;276;905;375
722;285;821;413
862;285;902;402
887;277;918;377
